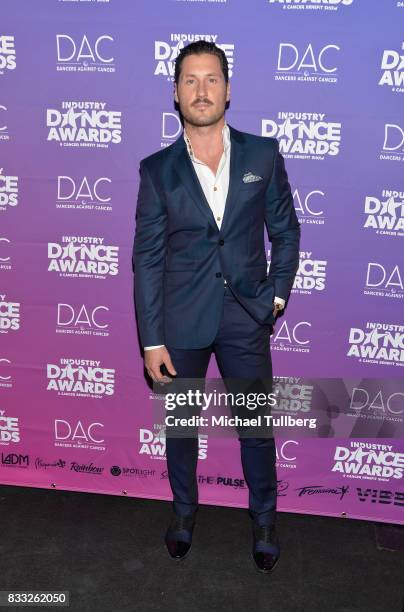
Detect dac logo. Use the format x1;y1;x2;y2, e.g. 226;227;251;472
47;236;119;279
347;321;404;366
381;123;404;161
1;452;28;467
262;111;341;159
272;320;312;354
364;262;403;300
268;0;353;10
161;112;182;148
54;419;105;450
56;304;109;337
363;189;404;236
275;439;299;468
275;43;339;83
0;237;11;271
0;410;20;445
293;187;326;225
349;387;404;422
47;358;115;398
56;176;112;211
46;101;122;148
0;294;20;332
56;35;115;73
0;104;10;141
332;441;404;482
0;169;18;210
379;42;404;93
155;33;234;80
0;36;16;73
292;251;327;294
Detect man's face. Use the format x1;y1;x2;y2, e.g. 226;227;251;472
174;53;230;128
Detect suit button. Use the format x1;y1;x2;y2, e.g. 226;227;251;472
216;272;222;278
219;239;224;246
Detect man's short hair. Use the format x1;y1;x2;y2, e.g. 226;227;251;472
174;41;229;84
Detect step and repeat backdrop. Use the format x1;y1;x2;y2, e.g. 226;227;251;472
1;0;403;524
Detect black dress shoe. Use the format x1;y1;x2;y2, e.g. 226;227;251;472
164;513;196;561
252;524;280;574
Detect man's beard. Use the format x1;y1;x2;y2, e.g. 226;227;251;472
179;99;226;128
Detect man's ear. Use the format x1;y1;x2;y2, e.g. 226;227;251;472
226;81;231;102
174;82;179;104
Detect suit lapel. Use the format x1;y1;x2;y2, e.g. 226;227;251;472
220;125;245;233
174;142;218;231
172;124;246;233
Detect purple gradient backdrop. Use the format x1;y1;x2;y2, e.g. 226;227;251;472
0;0;403;524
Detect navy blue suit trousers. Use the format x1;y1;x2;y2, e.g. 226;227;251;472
165;284;277;527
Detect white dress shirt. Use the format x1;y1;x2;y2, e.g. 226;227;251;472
144;123;284;350
183;122;231;231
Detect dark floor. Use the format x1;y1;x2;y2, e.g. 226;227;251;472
0;485;402;612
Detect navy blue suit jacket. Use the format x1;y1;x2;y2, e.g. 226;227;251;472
133;124;300;349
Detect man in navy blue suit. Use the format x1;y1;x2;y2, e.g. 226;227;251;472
133;41;300;573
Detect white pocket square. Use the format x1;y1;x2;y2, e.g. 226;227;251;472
242;171;263;184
